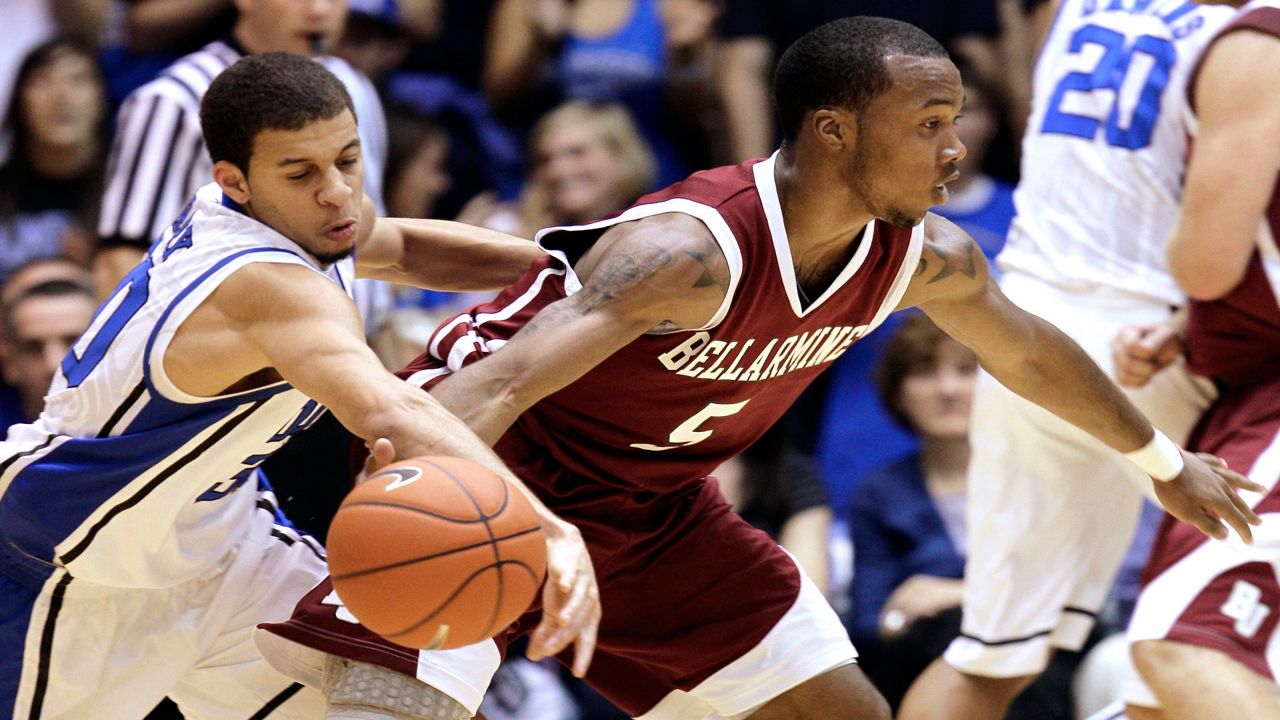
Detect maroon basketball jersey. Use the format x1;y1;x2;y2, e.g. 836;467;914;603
1184;3;1280;386
403;155;922;495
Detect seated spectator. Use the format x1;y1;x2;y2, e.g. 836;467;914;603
508;100;657;237
847;315;1094;718
847;314;975;711
0;276;96;430
0;38;106;284
484;0;720;186
385;103;454;222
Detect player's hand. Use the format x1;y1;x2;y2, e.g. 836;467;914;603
356;437;397;484
527;518;600;677
1153;451;1265;543
1112;322;1183;388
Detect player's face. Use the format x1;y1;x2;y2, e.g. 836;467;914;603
534;124;622;224
846;56;965;227
238;110;365;264
20;49;104;148
3;294;95;409
235;0;349;55
899;339;977;440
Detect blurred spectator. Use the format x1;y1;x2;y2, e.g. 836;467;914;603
847;314;1090;718
0;256;93;306
716;0;1001;162
125;0;236;56
0;257;94;431
716;424;834;596
93;0;390;331
512;100;657;236
932;62;1015;260
374;100;652;366
0;277;96;428
335;0;413;82
384;103;452;220
847;313;974;709
0;38;107;283
484;0;721;186
0;0;106;162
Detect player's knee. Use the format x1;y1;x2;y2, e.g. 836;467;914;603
323;655;471;720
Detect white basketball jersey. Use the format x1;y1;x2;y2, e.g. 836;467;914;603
0;183;349;587
998;0;1235;304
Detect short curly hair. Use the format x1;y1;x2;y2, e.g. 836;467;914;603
201;52;355;175
773;16;948;144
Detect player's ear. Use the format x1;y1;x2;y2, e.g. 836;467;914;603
809;107;854;153
213;161;251;204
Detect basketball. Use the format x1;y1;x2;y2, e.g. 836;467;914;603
326;456;547;650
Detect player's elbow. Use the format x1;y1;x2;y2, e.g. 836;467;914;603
1170;262;1240;302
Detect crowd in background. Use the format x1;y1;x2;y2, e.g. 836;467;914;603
0;1;1159;718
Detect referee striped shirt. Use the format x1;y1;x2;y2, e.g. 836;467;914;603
98;40;387;248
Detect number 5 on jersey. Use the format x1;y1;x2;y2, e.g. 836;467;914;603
631;400;750;452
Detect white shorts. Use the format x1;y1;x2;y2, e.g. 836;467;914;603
945;270;1215;678
2;510;328;719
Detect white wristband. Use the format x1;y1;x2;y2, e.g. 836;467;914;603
1125;431;1185;482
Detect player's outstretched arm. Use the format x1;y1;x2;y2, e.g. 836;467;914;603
355;203;544;291
203;263;603;673
429;211;731;445
1168;28;1280;301
426;213;729;670
902;214;1263;542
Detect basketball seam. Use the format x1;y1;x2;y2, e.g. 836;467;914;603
423;459;509;639
382;559;542;643
330;525;543;581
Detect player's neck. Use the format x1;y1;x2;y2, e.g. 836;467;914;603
773;146;876;263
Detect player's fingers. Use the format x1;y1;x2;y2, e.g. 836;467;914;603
1217;499;1255;545
555;570;590;624
1223;484;1262;527
570;609;601;678
1195;452;1228;469
1192;508;1229;541
1202;457;1268;494
526;621;554;661
1113;325;1143;351
1114;367;1149;388
369;438;396;470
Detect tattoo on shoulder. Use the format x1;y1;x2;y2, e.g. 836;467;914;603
683;234;730;293
577;238;674;311
923;237;978;285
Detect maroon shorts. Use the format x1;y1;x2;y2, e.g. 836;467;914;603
1127;376;1280;704
257;473;811;716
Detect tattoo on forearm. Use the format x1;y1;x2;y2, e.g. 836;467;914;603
925;238;978;285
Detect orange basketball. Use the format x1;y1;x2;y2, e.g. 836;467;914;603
326;456;546;649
